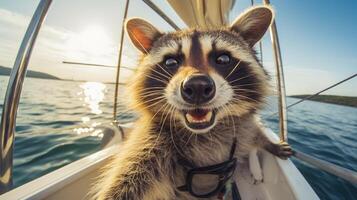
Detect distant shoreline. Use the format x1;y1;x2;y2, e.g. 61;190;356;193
290;95;357;108
0;74;125;85
0;66;60;80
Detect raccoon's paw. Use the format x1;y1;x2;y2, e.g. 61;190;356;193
249;148;263;185
250;173;264;185
273;142;293;160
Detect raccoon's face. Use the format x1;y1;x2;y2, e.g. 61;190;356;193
126;6;273;134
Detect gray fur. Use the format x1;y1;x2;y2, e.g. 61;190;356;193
91;5;293;200
91;115;290;200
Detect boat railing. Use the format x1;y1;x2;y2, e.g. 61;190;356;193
262;0;288;142
113;0;130;121
0;0;356;195
0;0;53;193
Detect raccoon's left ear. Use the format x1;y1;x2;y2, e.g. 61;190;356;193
230;6;274;46
126;18;162;53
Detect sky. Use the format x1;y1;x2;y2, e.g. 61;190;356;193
0;0;356;96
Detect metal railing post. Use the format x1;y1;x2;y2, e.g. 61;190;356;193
113;0;130;121
0;0;53;193
142;0;180;31
263;0;288;142
294;150;357;185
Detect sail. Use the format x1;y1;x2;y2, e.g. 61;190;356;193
167;0;235;28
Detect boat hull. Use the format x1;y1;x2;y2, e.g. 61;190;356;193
0;125;318;200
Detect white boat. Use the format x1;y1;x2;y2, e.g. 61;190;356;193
0;124;319;200
0;0;356;199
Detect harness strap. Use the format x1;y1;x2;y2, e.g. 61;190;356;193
176;137;240;199
231;182;241;200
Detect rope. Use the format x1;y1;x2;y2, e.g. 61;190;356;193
266;73;357;118
62;61;135;71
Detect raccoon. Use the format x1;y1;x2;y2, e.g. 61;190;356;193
92;5;293;200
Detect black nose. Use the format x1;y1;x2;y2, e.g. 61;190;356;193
181;74;216;104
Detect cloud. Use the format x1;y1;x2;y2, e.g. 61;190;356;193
0;8;29;27
258;59;357;96
263;62;357;96
0;8;136;82
284;67;338;95
1;9;354;94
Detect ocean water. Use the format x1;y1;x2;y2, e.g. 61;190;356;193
0;76;356;199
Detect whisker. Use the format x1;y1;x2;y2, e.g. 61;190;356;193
225;60;242;79
138;86;166;92
232;94;262;104
139;96;166;105
150;103;171;154
127;29;173;78
231;96;271;112
208;131;214;147
223;104;236;138
150;67;172;80
139;91;164;97
228;73;256;85
231;82;264;87
119;97;166;114
232;88;261;95
142;72;169;84
185;131;194;146
169;106;185;157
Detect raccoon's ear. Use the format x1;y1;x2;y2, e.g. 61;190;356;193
230;6;274;46
125;18;162;53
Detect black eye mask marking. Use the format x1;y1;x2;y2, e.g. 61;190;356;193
161;53;184;73
208;51;263;106
208;50;242;77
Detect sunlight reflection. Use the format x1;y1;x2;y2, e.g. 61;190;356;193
72;126;103;139
79;82;106;114
73;127;94;135
64;25;115;65
91;129;104;138
81;116;90;123
91;122;102;127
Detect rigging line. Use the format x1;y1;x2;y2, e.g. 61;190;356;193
142;0;180;31
62;61;135;71
259;40;263;65
113;0;130;121
265;73;357;118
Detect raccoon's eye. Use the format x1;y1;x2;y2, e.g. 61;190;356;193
165;58;179;68
216;54;230;65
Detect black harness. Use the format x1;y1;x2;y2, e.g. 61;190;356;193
177;138;241;200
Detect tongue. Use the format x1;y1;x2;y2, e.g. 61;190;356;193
188;109;208;120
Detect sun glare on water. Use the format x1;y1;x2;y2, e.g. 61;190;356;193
79;82;106;115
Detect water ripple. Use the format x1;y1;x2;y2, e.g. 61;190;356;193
1;77;356;199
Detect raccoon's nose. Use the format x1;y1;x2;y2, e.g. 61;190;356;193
181;74;216;105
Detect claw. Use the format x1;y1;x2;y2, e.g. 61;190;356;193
272;142;293;160
251;174;263;185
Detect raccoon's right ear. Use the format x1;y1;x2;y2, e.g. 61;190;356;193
125;18;162;53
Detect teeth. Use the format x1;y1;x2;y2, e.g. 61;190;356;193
186;113;194;123
185;111;213;124
205;111;212;121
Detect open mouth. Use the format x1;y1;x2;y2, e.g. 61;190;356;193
183;108;216;131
